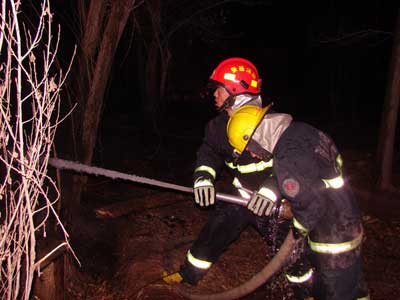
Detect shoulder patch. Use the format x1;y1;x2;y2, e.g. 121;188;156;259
282;178;300;198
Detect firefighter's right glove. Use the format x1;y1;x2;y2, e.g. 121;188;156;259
247;187;277;216
193;177;215;206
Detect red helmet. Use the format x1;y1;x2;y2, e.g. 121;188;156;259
209;57;261;95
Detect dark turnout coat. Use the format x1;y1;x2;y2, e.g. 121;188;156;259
249;113;368;299
258;117;363;251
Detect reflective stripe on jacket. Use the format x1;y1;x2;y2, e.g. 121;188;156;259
225;159;273;174
322;174;344;189
194;165;217;179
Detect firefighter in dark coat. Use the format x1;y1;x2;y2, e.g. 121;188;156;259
226;105;370;300
176;58;313;300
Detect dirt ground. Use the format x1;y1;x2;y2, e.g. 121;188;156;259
62;111;400;300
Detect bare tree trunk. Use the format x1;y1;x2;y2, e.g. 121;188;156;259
377;8;400;190
144;0;162;116
143;0;172;120
75;0;107;119
81;1;107;59
54;2;137;299
81;0;136;164
145;41;161;114
62;0;136;227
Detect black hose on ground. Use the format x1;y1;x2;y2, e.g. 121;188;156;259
174;230;298;300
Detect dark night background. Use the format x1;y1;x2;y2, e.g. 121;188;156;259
53;0;398;185
107;1;398;117
93;1;398;150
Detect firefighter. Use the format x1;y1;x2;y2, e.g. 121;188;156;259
175;57;313;299
226;105;370;300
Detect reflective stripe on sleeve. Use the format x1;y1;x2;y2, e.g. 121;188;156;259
293;217;309;235
187;250;212;269
232;177;252;199
232;177;244;189
308;231;363;254
225;160;273;174
336;154;343;168
285;268;313;283
237;189;252;199
195;166;216;179
322;175;344;189
357;295;370;300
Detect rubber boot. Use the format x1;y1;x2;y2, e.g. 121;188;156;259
292;284;314;300
179;258;208;285
286;261;314;300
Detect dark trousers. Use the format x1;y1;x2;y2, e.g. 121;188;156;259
190;201;270;263
276;220;314;300
180;201;270;284
312;255;368;300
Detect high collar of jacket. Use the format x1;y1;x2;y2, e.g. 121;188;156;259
252;113;293;154
231;94;262;111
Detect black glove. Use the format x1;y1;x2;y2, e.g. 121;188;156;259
193;176;215;207
247;187;277;216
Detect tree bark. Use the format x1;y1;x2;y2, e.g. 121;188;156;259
81;1;106;59
81;0;136;164
75;1;107;117
54;2;137;299
377;8;400;190
144;0;162;116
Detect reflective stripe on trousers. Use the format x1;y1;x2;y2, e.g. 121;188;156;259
293;217;364;254
286;268;314;283
186;250;212;269
308;230;363;254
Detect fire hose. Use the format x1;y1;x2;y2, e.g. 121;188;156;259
48;158;248;207
48;157;298;300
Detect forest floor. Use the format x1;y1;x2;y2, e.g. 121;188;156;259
58;109;400;300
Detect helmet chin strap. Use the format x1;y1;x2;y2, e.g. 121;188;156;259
218;95;236;112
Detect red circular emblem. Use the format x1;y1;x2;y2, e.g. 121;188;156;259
282;178;300;198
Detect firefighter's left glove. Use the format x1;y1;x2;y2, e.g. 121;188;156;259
247;187;277;216
193;177;215;207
